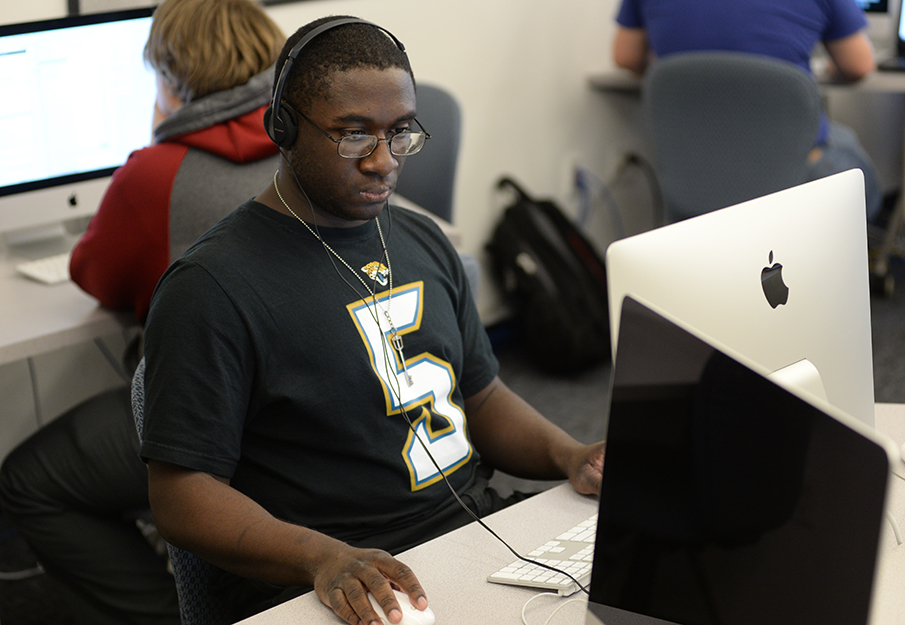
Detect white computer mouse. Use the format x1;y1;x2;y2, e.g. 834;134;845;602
367;589;436;625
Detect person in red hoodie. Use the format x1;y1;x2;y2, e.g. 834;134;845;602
70;0;283;324
0;1;283;623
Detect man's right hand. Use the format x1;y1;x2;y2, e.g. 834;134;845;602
313;544;428;625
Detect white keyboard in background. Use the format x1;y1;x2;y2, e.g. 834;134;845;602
487;513;597;596
16;252;72;284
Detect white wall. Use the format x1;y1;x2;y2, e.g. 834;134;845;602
3;4;65;23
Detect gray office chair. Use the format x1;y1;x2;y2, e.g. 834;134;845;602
643;51;822;223
394;83;462;223
394;82;482;298
131;358;232;625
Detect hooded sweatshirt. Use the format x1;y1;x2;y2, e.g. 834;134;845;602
70;69;280;323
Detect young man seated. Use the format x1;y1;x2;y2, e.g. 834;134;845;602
139;16;606;625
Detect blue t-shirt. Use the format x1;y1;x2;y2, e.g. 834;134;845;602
615;0;868;145
615;0;867;75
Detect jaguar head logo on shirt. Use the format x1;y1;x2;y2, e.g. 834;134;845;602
362;261;389;287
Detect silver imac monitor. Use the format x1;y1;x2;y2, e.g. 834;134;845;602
0;8;155;243
605;169;875;427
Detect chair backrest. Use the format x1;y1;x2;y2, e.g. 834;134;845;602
643;51;822;223
131;358;232;625
393;83;462;223
169;151;279;262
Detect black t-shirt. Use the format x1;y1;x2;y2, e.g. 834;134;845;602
141;200;498;544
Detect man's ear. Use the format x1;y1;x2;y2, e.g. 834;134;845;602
154;74;185;123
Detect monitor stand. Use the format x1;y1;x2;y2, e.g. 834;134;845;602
768;358;828;406
3;217;88;261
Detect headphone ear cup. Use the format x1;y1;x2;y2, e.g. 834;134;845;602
264;103;298;149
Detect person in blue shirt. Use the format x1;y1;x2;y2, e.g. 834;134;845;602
613;0;883;222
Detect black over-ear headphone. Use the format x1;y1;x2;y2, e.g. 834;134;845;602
263;17;407;149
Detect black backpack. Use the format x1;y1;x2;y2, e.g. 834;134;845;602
487;177;611;374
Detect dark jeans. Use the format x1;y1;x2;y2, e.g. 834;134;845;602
0;386;180;625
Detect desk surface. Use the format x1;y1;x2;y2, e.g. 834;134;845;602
588;66;905;95
819;68;905;93
237;403;905;625
0;244;132;366
236;482;599;625
588;69;642;93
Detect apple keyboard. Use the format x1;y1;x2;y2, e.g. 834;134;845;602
16;252;72;284
487;513;596;596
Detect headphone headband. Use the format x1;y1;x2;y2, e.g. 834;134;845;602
264;18;407;148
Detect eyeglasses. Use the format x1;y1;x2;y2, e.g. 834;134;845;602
294;105;431;159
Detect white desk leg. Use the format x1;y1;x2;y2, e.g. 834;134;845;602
26;356;44;427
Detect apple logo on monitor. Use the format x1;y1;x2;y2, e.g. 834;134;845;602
68;193;78;207
761;251;789;308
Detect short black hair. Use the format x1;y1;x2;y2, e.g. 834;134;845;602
275;16;415;113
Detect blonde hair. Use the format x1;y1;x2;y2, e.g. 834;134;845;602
144;0;284;102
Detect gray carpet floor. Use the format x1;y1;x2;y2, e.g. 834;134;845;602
869;262;905;404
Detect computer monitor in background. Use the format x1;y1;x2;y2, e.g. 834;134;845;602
858;0;889;12
605;169;876;428
0;8;155;246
